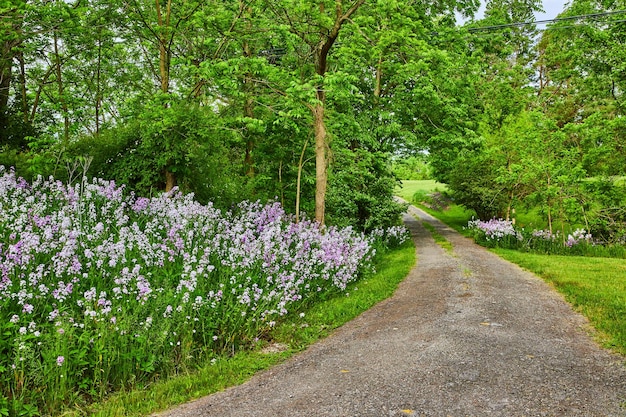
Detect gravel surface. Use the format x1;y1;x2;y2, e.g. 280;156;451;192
156;205;626;417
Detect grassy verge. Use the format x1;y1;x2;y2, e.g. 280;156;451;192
418;204;475;234
421;221;453;253
76;242;416;416
493;249;626;356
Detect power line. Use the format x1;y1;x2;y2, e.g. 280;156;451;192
468;10;626;32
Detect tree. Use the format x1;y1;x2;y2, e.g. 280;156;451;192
261;0;365;224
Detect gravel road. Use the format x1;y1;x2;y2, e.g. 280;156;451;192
156;205;626;417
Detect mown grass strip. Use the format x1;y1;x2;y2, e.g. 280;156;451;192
77;242;416;416
493;249;626;356
420;221;454;254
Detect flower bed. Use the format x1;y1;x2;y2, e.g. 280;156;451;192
465;217;625;257
0;167;408;415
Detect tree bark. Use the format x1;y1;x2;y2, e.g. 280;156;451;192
311;0;364;225
296;137;310;223
242;15;255;177
374;54;383;100
0;12;22;131
155;0;176;190
155;0;171;95
314;103;328;224
18;51;27;123
0;56;11;131
165;170;176;192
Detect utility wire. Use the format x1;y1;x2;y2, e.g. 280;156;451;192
468;10;626;32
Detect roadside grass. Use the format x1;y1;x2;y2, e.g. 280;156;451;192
418;204;475;234
74;242;416;416
493;249;626;356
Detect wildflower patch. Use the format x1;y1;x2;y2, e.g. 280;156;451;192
0;167;408;415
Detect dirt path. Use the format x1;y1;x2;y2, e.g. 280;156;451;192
157;206;626;417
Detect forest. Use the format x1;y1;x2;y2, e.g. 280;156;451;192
1;0;625;239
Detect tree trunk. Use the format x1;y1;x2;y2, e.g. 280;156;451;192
295;138;309;223
374;54;383;100
95;31;103;135
165;170;176;192
155;0;176;190
0;59;10;131
155;0;171;95
309;0;364;225
314;102;328;225
242;3;256;177
243;84;255;177
546;174;553;235
18;51;27;123
0;15;20;131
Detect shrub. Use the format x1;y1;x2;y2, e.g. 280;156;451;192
466;218;626;258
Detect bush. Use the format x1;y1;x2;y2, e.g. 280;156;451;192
326;149;406;232
447;150;508;219
466;217;626;258
391;155;433;180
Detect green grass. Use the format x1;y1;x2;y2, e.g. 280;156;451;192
421;221;454;253
493;249;626;356
394;180;447;202
394;181;473;233
419;204;475;234
71;243;416;416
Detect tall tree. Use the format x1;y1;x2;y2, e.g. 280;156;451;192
0;0;27;141
266;0;365;224
119;0;208;190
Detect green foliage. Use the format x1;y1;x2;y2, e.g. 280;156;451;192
581;178;626;244
391;155;432;180
65;99;249;207
0;108;37;152
4;0;624;254
326;149;406;232
446;147;508;219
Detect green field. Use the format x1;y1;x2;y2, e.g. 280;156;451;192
394;180;447;202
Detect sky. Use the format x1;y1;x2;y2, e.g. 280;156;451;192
470;0;572;22
536;0;571;20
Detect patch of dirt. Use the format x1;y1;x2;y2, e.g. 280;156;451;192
260;343;289;354
157;204;626;417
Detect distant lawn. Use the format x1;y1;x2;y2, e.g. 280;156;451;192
494;249;626;356
394;180;447;202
